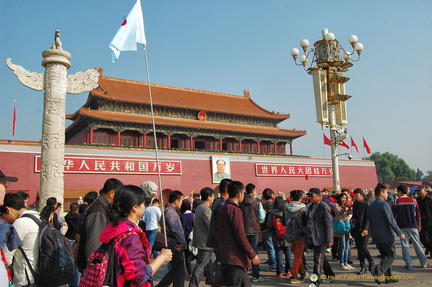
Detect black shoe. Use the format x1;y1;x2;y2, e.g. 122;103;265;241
369;267;381;285
348;260;353;264
357;266;367;275
385;279;399;284
368;261;375;272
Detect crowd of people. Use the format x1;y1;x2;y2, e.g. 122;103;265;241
1;168;432;287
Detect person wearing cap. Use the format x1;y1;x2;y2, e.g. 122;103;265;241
305;188;334;286
0;170;18;190
417;186;432;258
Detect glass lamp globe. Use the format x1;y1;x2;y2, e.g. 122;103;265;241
348;35;358;44
325;33;335;41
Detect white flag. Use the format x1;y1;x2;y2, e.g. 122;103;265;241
109;0;146;63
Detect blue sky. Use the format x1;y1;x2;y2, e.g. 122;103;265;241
1;0;431;174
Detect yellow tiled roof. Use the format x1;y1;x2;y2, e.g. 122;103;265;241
91;75;291;120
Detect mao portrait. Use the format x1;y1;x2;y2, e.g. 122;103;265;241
212;157;230;183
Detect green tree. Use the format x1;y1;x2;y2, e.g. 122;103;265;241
366;152;416;184
422;170;432;181
416;169;424;181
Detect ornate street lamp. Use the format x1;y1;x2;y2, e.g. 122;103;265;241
290;28;363;191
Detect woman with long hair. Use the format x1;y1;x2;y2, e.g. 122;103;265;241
334;192;353;270
99;185;172;287
65;202;80;241
39;197;62;230
267;196;292;277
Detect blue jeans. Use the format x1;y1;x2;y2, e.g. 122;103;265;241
400;228;427;266
262;230;276;269
338;234;350;264
146;229;159;256
246;234;260;278
146;229;158;249
276;245;292;274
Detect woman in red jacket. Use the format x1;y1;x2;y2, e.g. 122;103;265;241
100;185;172;287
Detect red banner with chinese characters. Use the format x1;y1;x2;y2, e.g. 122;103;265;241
35;156;182;175
255;164;332;177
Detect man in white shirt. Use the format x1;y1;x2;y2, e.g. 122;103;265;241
0;193;40;287
143;198;162;255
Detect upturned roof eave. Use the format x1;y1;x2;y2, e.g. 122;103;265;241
91;76;291;120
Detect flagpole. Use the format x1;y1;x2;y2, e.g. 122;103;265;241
110;0;167;245
142;45;170;247
323;142;326;158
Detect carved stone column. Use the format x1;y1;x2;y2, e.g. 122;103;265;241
7;30;99;209
39;48;70;208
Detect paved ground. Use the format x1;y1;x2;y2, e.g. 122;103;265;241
153;241;432;287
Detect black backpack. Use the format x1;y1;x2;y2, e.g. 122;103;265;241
21;213;75;287
284;208;305;243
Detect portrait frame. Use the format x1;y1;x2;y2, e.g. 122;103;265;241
212;156;230;183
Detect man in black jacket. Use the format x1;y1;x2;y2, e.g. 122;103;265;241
417;186;432;258
350;188;373;275
77;178;123;272
206;178;232;248
240;183;265;282
305;188;334;286
261;188;277;270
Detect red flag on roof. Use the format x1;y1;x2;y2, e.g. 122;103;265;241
363;137;371;154
351;137;359;153
323;133;331;146
339;140;350;149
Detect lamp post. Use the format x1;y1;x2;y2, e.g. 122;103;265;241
290;28;363;191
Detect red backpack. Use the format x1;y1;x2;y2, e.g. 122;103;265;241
78;231;135;287
272;215;286;238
